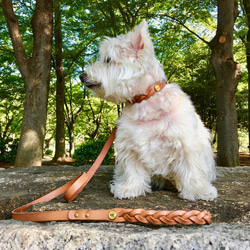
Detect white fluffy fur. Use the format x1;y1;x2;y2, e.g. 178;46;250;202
82;20;217;201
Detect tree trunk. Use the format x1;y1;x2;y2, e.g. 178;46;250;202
89;100;104;140
2;0;53;167
53;0;66;161
209;0;241;167
67;122;75;157
243;0;250;153
65;101;84;157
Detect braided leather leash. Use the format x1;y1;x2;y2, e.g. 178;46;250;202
12;81;212;225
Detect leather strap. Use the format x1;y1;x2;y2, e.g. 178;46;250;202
131;81;166;104
12;127;117;221
12;85;212;225
63;127;117;202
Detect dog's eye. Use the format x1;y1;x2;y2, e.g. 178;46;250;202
105;56;111;63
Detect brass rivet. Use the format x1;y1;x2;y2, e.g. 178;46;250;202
74;212;79;218
154;84;161;92
109;210;117;220
85;212;90;218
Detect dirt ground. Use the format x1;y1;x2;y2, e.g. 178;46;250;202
0;153;250;168
0;156;75;169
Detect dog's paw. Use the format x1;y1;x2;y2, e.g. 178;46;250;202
179;192;196;201
179;185;217;201
196;185;218;201
110;181;151;199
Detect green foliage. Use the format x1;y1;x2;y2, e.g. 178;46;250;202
1;0;249;157
173;43;217;130
236;75;248;130
77;97;118;140
73;138;115;166
0;138;19;163
45;149;53;156
0;5;25;143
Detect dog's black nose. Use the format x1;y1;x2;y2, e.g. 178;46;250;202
79;72;87;83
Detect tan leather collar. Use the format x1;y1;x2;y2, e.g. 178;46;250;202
131;81;166;104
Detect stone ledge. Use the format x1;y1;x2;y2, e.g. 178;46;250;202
0;220;249;249
1;165;249;224
0;165;249;248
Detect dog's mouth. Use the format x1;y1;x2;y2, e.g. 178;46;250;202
79;72;101;89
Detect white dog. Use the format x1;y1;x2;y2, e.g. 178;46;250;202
80;20;217;201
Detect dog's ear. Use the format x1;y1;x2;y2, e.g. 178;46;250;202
131;20;150;58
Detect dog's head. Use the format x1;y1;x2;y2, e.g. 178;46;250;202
80;20;163;104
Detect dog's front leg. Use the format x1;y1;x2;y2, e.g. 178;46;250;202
174;163;217;201
110;157;152;199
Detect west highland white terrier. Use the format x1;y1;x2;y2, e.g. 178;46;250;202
80;20;217;201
